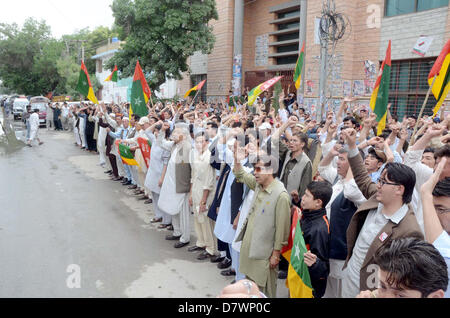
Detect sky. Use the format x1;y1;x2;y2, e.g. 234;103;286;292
0;0;115;38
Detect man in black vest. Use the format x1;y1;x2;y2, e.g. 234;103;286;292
317;143;366;298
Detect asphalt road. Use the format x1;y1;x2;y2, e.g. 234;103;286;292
0;111;289;298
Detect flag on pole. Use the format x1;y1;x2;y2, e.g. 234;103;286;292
105;65;118;82
285;209;314;298
247;76;284;106
76;61;98;104
130;60;152;118
429;39;450;116
184;79;206;98
294;43;305;90
369;40;391;136
119;143;138;166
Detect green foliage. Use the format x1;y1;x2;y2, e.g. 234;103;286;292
0;18;57;95
107;0;218;90
0;18;112;97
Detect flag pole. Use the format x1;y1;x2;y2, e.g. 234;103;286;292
410;74;437;145
189;90;200;108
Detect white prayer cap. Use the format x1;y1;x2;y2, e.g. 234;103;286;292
139;117;149;125
259;122;272;130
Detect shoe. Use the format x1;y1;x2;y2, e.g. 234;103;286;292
166;225;174;231
165;234;181;241
27;144;32;147
104;170;112;174
158;223;169;229
174;241;189;248
197;251;214;260
188;246;205;252
137;195;147;200
122;180;131;185
128;185;138;189
210;255;225;263
230;280;236;284
217;258;232;269
38;141;44;145
133;189;143;195
150;217;162;223
278;270;288;280
144;199;153;204
220;268;236;276
112;177;122;181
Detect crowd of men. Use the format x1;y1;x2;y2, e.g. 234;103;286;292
60;91;449;298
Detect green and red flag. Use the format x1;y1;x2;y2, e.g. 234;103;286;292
294;43;305;90
247;76;283;106
137;137;151;168
119;143;138;166
370;40;391;136
105;65;118;82
184;79;206;98
429;39;450;117
130;60;151;118
76;61;98;104
283;207;314;298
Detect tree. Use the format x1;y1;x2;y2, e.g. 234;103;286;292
106;0;218;90
0;18;62;95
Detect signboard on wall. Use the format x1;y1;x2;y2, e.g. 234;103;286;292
255;34;269;67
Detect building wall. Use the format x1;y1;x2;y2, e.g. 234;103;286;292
205;0;235;101
380;6;448;60
180;0;449;109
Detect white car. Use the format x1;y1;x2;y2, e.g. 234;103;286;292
13;98;30;120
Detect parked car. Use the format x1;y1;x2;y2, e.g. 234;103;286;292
30;96;49;127
13;98;30;120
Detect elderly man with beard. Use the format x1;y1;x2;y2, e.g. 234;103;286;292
157;122;193;248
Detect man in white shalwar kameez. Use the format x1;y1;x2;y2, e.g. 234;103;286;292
188;132;218;260
27;109;43;147
157;122;192;248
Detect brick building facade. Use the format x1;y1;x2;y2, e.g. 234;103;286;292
178;0;450;117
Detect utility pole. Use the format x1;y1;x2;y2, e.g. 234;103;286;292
297;0;307;98
318;0;330;121
232;0;244;97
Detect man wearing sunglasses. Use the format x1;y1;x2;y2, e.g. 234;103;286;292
232;142;291;298
340;128;423;298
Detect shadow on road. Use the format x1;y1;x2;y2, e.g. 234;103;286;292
0;108;25;155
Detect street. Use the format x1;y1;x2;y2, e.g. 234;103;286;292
0;112;289;298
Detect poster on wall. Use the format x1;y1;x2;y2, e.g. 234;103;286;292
352;80;364;97
255;34;269;67
412;35;434;57
364;79;375;95
305;80;316;96
343;80;352;97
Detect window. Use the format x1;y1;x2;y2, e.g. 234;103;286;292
278;9;299;20
277;33;299;42
276;56;298;65
277;44;299;53
385;0;448;17
388;58;438;118
278;21;300;31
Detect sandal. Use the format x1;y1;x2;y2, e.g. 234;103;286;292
150;217;163;223
158;223;169;229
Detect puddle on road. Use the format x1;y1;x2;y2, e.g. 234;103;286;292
123;259;229;298
0;112;26;155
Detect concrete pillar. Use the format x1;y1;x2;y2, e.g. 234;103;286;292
232;0;244;96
